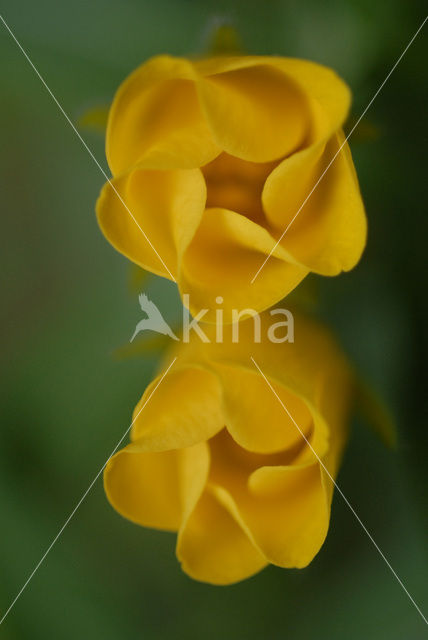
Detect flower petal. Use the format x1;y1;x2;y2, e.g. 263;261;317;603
213;363;313;454
130;366;224;451
179;207;309;321
176;484;267;584
194;56;264;77
269;57;351;142
96;166;207;280
263;131;367;274
106;55;220;174
197;64;310;162
104;446;181;531
262;140;325;230
179;441;211;522
244;463;330;567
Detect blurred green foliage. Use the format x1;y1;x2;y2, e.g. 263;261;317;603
0;0;427;638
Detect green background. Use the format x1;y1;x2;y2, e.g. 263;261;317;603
0;0;427;637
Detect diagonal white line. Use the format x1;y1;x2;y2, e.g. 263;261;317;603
251;15;427;284
0;357;177;626
0;13;176;282
250;356;428;626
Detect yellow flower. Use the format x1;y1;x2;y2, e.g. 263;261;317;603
104;314;353;584
96;55;367;320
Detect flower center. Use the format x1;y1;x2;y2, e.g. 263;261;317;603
202;153;279;225
208;426;310;488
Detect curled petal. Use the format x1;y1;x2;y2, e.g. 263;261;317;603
263;131;367;275
213;363;314;454
130;366;224;450
179;207;309;320
104;446;181;531
197;64;310;162
269;57;351;142
244;463;329;567
96;166;206;280
177;484;266;585
195;55;351;144
107;55;220;174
